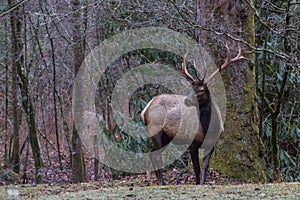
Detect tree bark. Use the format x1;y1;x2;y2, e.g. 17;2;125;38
12;2;43;183
17;43;43;184
4;20;9;166
8;0;20;174
71;0;86;183
194;0;266;182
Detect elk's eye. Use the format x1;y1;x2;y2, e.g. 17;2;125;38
199;86;205;92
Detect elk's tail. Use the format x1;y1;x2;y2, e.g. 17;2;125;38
141;97;156;124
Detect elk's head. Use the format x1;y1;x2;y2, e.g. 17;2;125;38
182;43;244;107
184;78;209;107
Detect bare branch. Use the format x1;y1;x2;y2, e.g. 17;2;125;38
0;0;30;17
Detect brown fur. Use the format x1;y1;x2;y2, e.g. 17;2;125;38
142;94;205;144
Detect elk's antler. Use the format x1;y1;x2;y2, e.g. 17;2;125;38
204;43;245;84
182;52;203;82
182;51;195;82
193;61;202;81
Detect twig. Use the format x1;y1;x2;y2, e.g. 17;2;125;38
0;0;31;17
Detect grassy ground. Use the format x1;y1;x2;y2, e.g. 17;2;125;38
0;182;299;200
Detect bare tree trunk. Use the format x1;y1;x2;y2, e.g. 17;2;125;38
4;20;9;166
18;66;43;183
71;0;86;183
72;124;86;183
43;6;63;170
21;140;29;183
57;92;73;166
8;0;20;174
40;100;51;166
17;5;43;183
94;135;99;181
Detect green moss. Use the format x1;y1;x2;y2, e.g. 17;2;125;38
210;1;266;183
0;169;20;184
210;86;266;181
252;124;259;135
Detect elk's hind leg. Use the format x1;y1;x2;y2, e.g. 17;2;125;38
150;131;171;185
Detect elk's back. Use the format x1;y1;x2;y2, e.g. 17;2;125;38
141;94;204;144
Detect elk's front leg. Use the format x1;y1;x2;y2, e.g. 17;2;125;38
200;147;214;185
190;143;200;184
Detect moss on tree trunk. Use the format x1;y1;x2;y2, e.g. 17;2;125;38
195;0;266;182
210;66;266;182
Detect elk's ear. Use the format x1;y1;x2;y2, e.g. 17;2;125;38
206;80;213;88
181;79;191;88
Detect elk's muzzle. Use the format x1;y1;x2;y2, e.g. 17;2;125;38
184;92;198;107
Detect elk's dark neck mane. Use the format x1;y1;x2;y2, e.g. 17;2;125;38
198;95;212;135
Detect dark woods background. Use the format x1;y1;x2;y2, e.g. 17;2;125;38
0;0;299;185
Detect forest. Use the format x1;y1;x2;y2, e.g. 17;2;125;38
0;0;299;198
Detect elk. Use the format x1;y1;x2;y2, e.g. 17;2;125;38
141;43;245;185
